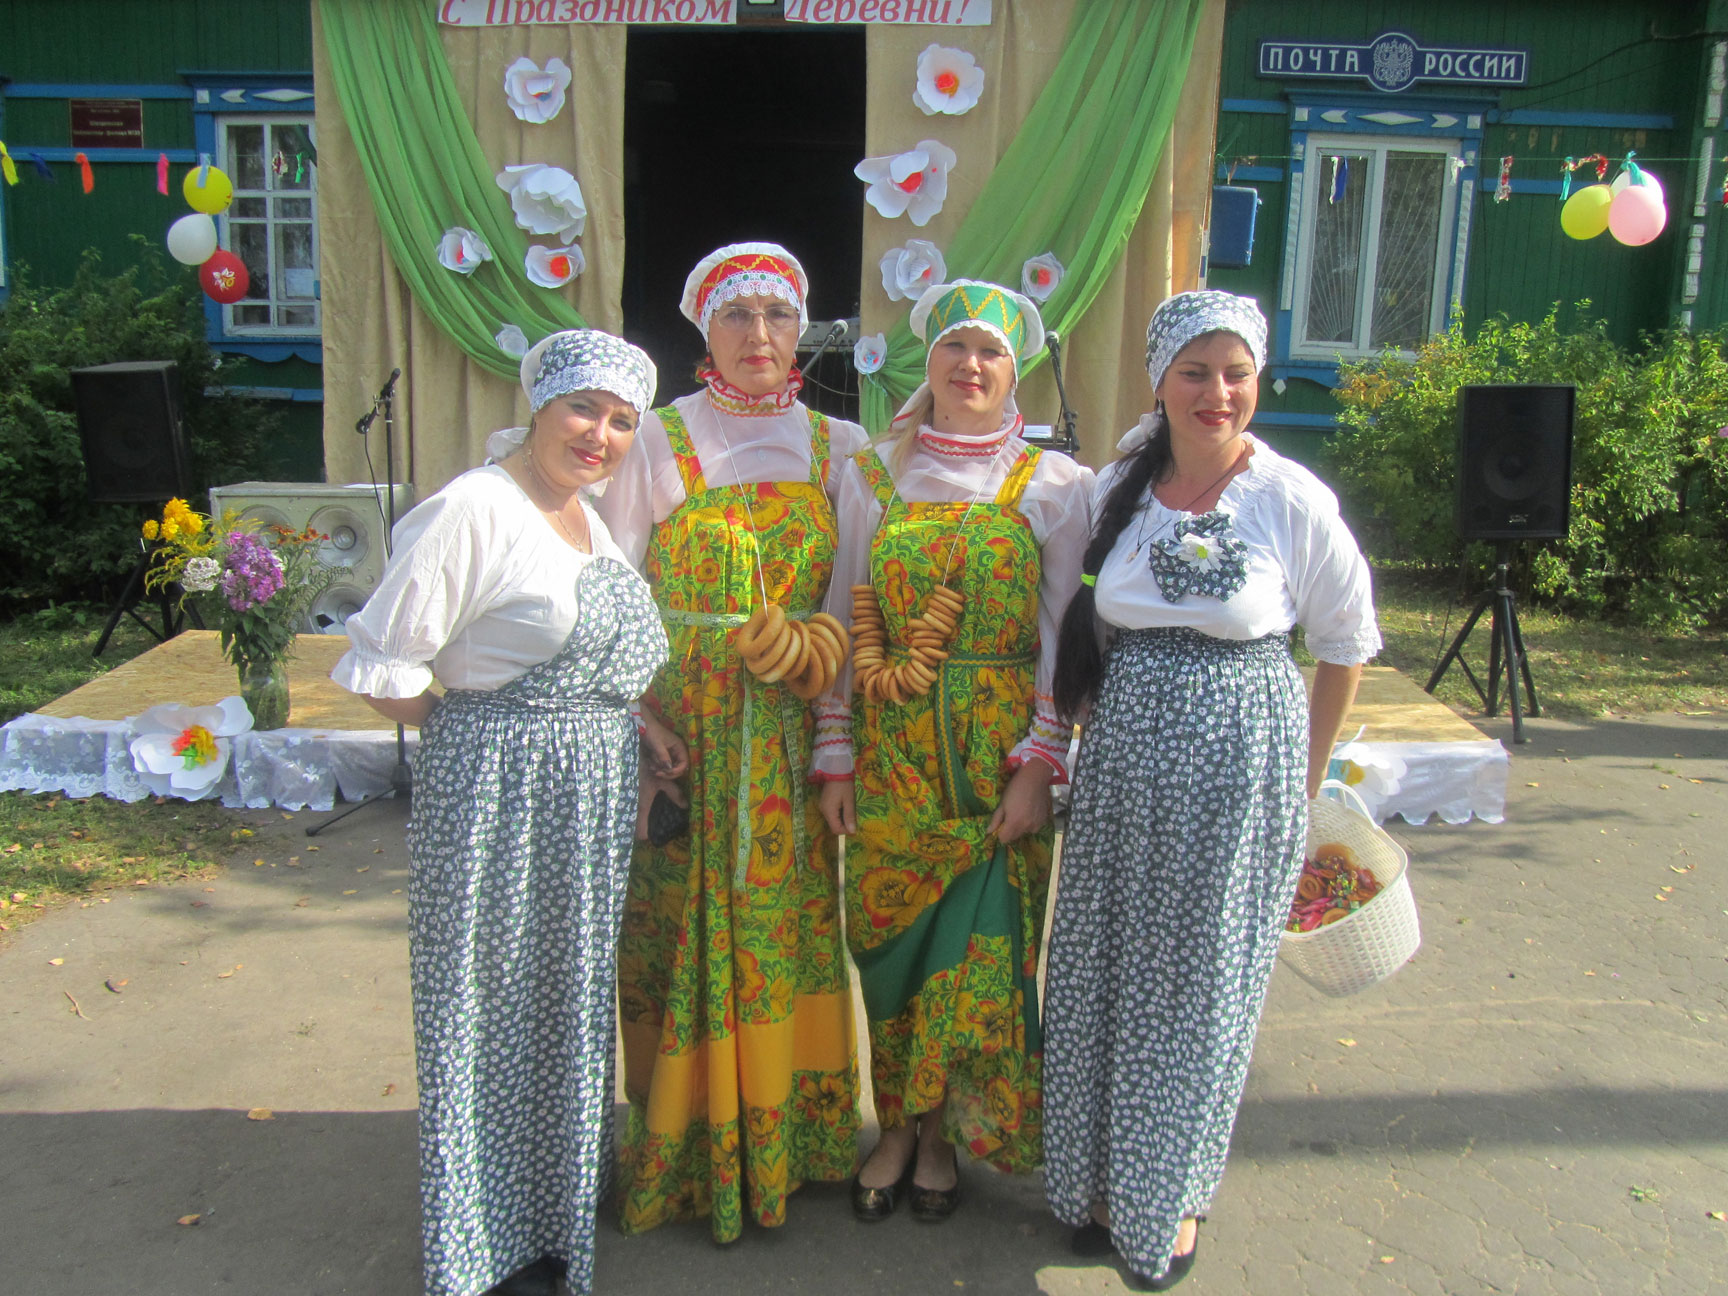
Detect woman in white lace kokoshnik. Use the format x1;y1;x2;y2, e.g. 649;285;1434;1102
1041;291;1382;1291
331;331;680;1296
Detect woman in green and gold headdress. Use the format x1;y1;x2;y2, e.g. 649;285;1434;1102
814;279;1094;1222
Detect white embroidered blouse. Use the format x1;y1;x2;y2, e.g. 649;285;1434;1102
813;419;1095;782
1091;435;1381;666
330;464;635;699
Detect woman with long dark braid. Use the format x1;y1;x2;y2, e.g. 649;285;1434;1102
1041;291;1380;1290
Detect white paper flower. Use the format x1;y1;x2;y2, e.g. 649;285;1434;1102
1021;251;1065;302
525;243;585;288
495;164;587;241
495;324;530;357
854;332;888;375
503;56;571;124
437;226;492;275
128;697;253;801
914;44;984;116
879;239;947;302
855;140;956;227
1332;740;1408;806
181;556;221;593
1175;533;1219;571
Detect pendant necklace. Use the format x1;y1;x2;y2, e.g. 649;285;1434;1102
1132;443;1249;558
524;443;592;553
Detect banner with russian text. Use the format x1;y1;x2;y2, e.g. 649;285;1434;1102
437;0;991;24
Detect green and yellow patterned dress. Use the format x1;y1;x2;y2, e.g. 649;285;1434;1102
615;406;860;1242
846;445;1053;1173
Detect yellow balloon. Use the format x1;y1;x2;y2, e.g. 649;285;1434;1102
183;165;234;214
1560;184;1612;240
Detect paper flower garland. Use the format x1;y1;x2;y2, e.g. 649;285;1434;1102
879;238;946;301
854;333;888;375
1021;251;1064;302
914;44;984;116
854;140;956;227
495;324;530;357
129;697;254;801
525;244;585;288
495;164;587;241
503;56;572;124
438;227;492;275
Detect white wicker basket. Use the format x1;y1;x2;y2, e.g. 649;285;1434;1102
1278;781;1420;997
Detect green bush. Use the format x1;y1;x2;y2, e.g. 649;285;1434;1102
0;244;278;607
1327;304;1728;630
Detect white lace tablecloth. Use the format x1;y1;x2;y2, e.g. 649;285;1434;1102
0;712;416;812
1340;739;1508;825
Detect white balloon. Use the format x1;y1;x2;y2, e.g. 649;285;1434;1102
166;213;218;266
1610;166;1664;208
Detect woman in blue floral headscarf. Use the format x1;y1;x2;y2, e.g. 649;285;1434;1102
1042;291;1381;1291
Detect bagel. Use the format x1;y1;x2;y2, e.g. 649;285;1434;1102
736;603;786;658
758;620;807;683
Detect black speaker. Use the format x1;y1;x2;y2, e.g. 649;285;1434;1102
1456;384;1574;541
70;361;192;504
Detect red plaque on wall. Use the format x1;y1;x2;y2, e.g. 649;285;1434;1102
69;100;144;148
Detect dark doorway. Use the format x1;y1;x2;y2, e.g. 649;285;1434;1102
623;28;866;415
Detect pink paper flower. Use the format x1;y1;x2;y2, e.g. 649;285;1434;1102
914;44;984;116
855;141;957;228
1021;251;1065;302
879;239;947;302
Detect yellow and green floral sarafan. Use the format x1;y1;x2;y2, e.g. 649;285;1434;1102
615;406;860;1242
847;445;1052;1174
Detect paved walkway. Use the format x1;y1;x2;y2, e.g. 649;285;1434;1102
3;710;1724;1294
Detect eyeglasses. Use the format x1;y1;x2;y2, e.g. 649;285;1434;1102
712;304;802;334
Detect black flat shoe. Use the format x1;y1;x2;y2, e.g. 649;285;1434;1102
483;1256;559;1296
909;1180;961;1222
1133;1216;1205;1292
1070;1219;1113;1257
851;1154;916;1222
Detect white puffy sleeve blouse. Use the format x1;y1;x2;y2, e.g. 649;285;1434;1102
330;464;633;699
1091;436;1382;666
812;427;1095;783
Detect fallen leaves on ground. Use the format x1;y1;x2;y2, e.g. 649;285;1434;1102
176;1214;201;1227
246;1108;274;1121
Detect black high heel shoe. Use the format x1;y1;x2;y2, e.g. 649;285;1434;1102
1131;1216;1205;1292
851;1147;917;1222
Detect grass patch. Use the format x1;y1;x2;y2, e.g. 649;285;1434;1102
1;790;259;933
0;603;160;726
1370;570;1728;721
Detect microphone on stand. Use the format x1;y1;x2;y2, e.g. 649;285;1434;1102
354;368;402;436
1044;332;1079;455
802;319;851;370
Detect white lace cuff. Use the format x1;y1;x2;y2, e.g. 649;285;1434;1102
811;695;854;780
329;644;434;701
1009;701;1075;783
1306;625;1384;667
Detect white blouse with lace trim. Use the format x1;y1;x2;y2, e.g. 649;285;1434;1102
1092;435;1381;665
593;388;870;569
812;420;1095;783
330;464;633;699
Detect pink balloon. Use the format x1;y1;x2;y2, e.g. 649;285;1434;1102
1608;186;1666;246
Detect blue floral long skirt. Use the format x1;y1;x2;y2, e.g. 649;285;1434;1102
405;560;666;1296
1043;628;1307;1279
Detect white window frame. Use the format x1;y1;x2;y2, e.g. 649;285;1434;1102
1289;133;1461;361
216;113;319;338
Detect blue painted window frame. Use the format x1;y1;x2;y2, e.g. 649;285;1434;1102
185;72;320;364
1269;90;1487;388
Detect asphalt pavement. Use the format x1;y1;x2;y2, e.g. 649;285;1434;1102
2;708;1724;1295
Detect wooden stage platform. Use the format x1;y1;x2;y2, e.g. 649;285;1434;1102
9;631;1507;823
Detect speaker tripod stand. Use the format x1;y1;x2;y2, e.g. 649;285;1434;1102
1425;542;1539;744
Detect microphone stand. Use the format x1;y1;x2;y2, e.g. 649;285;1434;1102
1044;331;1080;456
797;320;850;415
308;367;410;837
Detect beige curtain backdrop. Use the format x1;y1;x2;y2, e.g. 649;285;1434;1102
318;1;1222;491
315;8;626;495
861;0;1225;468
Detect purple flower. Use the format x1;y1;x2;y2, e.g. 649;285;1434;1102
220;531;285;612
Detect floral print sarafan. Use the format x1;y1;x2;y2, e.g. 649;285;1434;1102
615;407;860;1243
846;446;1052;1174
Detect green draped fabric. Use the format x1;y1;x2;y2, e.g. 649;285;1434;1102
860;0;1206;431
317;0;586;378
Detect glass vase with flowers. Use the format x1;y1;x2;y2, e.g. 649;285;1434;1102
142;498;336;730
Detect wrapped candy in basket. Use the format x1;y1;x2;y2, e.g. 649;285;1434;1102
1278;780;1421;997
